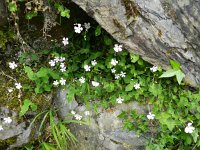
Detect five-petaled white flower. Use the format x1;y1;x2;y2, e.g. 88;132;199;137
54;56;60;63
111;68;116;73
115;74;120;79
147;112;155;120
49;60;55;67
15;83;22;89
79;77;85;83
111;59;118;66
74;114;82;120
8;88;13;93
134;83;140;90
116;97;124;104
60;67;66;72
74;23;83;33
4;117;12;124
120;71;126;78
91;60;97;66
84;64;91;72
59;57;65;62
60;63;65;68
150;66;158;72
62;37;69;46
53;80;59;86
114;44;123;52
185;122;195;134
9;61;17;69
71;110;76;115
92;81;99;87
0;125;3;131
60;78;66;85
84;111;90;116
84;22;91;31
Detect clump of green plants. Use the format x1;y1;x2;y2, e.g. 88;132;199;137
16;22;199;149
2;1;200;149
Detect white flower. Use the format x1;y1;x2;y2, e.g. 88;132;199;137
71;110;76;115
84;64;91;72
4;117;12;124
8;88;13;93
84;111;90;116
74;114;82;120
59;57;65;62
114;44;123;52
53;80;59;86
74;23;83;33
111;68;116;73
111;59;118;66
185;123;195;134
54;56;60;63
9;61;17;69
134;83;140;90
92;81;99;87
62;37;69;46
116;97;124;104
79;77;85;83
15;83;22;89
147;112;155;120
60;78;66;85
120;71;126;78
49;60;55;67
91;60;97;66
115;74;120;79
60;63;65;68
60;67;66;72
0;125;3;131
150;66;158;72
84;22;91;31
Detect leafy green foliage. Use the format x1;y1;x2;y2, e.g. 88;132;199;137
160;59;185;84
19;99;37;116
54;3;70;18
8;2;17;12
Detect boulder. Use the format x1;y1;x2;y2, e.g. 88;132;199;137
71;0;200;87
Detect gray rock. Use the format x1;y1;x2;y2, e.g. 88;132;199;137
54;87;78;120
72;0;200;87
0;0;8;27
69;102;147;150
0;107;34;149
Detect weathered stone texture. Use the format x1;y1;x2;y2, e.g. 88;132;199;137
0;0;8;27
72;0;200;87
68;102;147;150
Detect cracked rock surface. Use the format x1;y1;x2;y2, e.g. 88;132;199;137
72;0;200;87
69;102;147;150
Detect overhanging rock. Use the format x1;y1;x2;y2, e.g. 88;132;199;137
72;0;200;87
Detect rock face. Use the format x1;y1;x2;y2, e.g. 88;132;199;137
71;0;200;87
0;107;33;149
65;102;147;150
0;0;8;28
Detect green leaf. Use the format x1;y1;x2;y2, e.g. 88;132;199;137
36;68;48;77
159;69;177;78
60;9;70;18
95;26;101;36
24;66;36;80
191;130;198;143
170;59;180;70
104;36;112;46
176;70;185;84
125;82;134;91
19;99;37;116
149;83;162;96
25;11;38;20
8;2;17;12
130;54;139;63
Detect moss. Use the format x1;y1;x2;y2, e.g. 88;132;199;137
122;0;141;19
0;137;17;149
